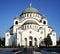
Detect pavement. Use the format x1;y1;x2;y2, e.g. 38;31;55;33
14;47;60;54
0;47;60;54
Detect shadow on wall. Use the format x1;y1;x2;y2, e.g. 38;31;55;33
9;35;13;46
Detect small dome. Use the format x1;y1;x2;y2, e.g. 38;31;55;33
22;7;40;14
24;20;37;24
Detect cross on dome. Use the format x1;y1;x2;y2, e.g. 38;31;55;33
30;3;32;8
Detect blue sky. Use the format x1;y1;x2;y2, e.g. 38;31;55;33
0;0;60;39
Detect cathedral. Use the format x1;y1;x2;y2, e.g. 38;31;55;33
5;4;56;47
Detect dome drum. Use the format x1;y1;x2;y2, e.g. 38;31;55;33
20;7;41;18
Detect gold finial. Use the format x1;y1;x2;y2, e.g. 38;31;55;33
30;3;32;8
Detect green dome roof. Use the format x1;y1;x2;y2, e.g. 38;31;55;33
24;20;37;24
22;7;40;14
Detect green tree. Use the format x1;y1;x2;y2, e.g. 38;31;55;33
47;34;52;47
18;43;20;48
57;37;60;46
0;37;5;47
2;37;5;47
44;34;52;47
44;38;48;47
0;38;2;47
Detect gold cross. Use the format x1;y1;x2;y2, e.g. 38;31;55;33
30;3;32;8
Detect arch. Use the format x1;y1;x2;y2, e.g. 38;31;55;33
34;38;37;47
43;21;46;24
15;21;18;24
34;38;37;41
20;18;40;25
29;36;33;46
24;38;27;46
23;20;37;24
24;38;27;41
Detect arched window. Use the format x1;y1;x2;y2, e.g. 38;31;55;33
25;25;26;29
30;25;31;28
25;38;27;41
34;38;37;41
34;38;37;47
15;21;18;24
27;25;29;28
30;13;31;17
24;38;27;46
43;21;46;24
24;14;26;17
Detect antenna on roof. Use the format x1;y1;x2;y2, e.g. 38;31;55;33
30;3;32;8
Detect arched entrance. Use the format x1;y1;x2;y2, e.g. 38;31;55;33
24;38;27;46
34;38;37;47
29;36;33;46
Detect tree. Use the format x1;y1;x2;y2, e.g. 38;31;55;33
0;37;5;47
47;34;52;47
2;37;5;46
44;34;52;47
57;37;60;46
0;38;2;47
44;38;48;47
18;43;20;48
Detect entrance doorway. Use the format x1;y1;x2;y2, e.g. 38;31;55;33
29;41;32;46
34;38;37;47
24;38;27;46
29;36;33;46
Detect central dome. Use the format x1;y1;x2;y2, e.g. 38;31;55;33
22;7;40;14
20;3;41;18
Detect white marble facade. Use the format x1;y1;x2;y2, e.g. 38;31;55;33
5;4;56;47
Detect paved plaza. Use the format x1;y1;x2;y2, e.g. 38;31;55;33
0;47;60;54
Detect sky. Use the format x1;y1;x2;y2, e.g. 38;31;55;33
0;0;60;39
